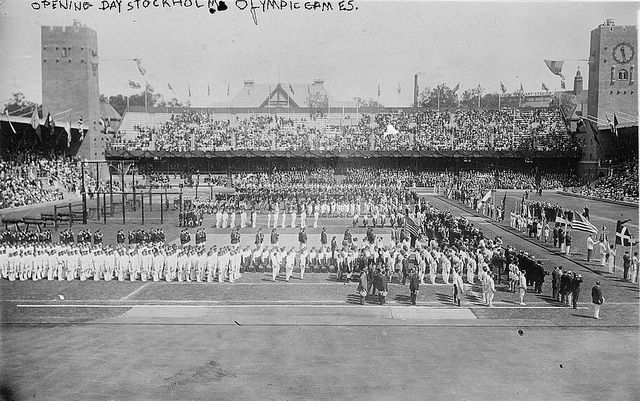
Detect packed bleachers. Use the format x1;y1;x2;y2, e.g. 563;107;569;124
114;107;578;152
0;151;80;209
580;158;639;203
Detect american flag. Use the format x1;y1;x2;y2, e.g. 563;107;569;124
570;210;597;234
404;216;420;237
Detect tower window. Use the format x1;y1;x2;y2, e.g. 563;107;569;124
62;47;67;57
618;69;628;80
630;66;635;84
611;66;616;84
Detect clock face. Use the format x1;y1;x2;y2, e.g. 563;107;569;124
613;42;635;64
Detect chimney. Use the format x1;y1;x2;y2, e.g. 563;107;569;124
573;68;583;95
312;79;324;87
605;19;615;27
244;79;254;87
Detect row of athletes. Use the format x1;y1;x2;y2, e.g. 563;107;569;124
1;235;526;290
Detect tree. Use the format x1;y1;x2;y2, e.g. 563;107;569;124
460;88;482;109
481;93;500;109
417;87;432;108
422;84;458;109
2;92;39;116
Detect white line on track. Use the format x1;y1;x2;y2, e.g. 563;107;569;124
15;303;589;309
119;282;151;300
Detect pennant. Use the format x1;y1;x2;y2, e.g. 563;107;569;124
616;220;632;246
227;83;230;97
289;83;295;95
542;82;549;92
30;108;39;129
519;83;524;92
397;83;402;94
207;84;211;98
4;110;16;134
128;80;141;89
583;118;600;145
544;59;564;77
188;84;192;98
168;82;175;94
44;112;55;137
134;59;146;75
570;210;598;234
31;108;41;142
500;82;507;94
377;83;381;97
64;115;71;148
452;83;459;93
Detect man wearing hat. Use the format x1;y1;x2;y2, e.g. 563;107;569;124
571;273;583;309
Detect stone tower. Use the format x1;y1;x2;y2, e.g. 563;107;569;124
41;20;105;164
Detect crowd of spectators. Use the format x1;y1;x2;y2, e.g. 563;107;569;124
580;158;638;203
115;107;578;152
0;150;80;209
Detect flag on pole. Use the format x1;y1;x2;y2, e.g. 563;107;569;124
452;83;459;93
544;60;564;77
404;216;420;237
44;113;56;135
227;83;230;97
64;113;71;148
606;114;619;140
555;212;568;225
500;82;507;94
397;82;402;94
377;83;381;97
188;84;192;98
207;84;211;98
78;116;85;141
570;210;598;234
128;80;141;89
134;59;146;75
519;83;524;93
4;110;16;134
501;192;506;209
289;83;295;95
542;82;549;92
583;118;600;145
560;78;566;90
168;82;175;95
616;220;632;246
145;82;154;93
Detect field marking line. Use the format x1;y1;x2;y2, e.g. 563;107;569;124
119;282;151;301
15;303;590;310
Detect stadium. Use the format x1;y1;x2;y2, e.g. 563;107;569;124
0;3;638;400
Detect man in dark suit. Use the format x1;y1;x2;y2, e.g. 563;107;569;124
591;281;604;319
571;273;583;309
321;228;328;248
298;228;307;250
551;266;561;300
376;269;388;305
409;268;420;305
255;228;264;248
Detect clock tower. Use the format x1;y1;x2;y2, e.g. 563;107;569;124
585;19;637;162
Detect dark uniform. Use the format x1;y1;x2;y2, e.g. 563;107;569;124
409;271;420;305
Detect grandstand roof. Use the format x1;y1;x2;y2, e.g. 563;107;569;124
100;101;122;121
229;82;354;109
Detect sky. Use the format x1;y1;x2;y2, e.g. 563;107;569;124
0;0;638;107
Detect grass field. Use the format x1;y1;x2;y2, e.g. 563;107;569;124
0;192;638;400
